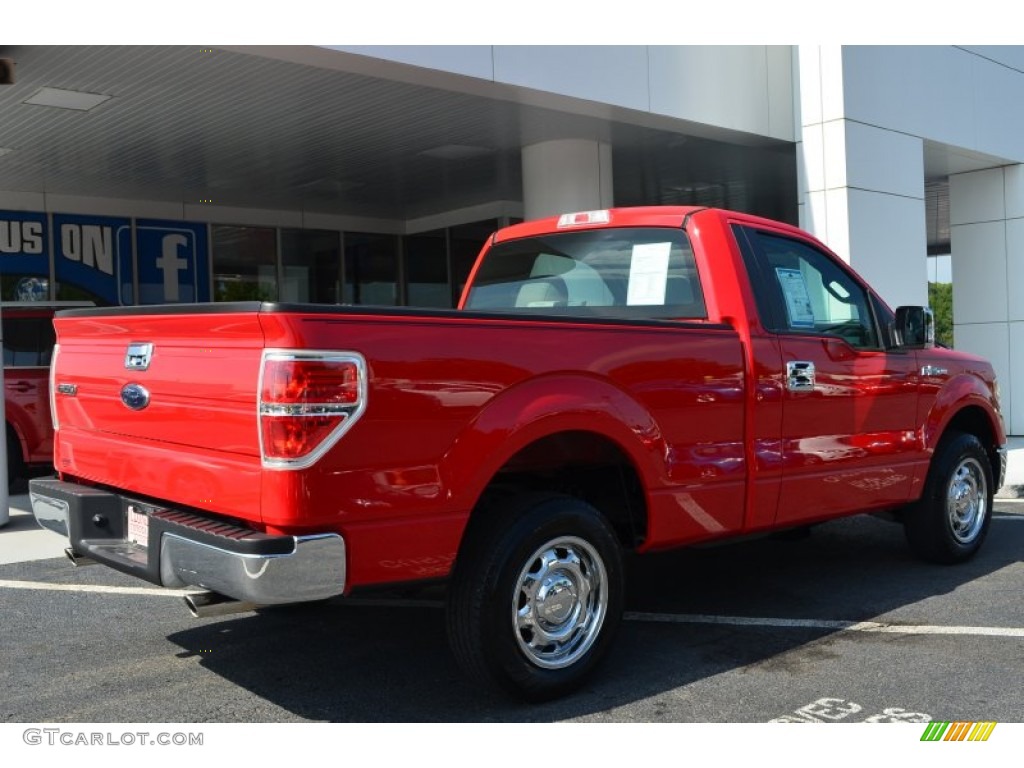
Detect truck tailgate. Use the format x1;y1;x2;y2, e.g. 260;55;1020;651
51;309;266;519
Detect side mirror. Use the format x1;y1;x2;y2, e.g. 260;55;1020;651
894;306;935;349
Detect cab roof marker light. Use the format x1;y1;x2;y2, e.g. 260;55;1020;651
557;210;610;228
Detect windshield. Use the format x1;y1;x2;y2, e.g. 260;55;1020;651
464;227;706;320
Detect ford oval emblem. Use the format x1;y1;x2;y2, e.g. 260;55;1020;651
120;383;150;411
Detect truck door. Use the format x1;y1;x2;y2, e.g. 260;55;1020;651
733;226;920;525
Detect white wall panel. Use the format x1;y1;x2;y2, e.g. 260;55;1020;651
842;122;925;199
950;221;1008;325
950;167;1007;226
0;191;45;211
973;57;1024;162
960;46;1024;73
1004;162;1024;220
956;322;1011;429
841;47;976;149
800;124;826;193
183;205;303;228
1009;322;1024;433
326;46;495;81
802;190;828;242
766;46;795;140
1006;218;1024;322
818;46;846;124
494;46;649;113
841;46;1024;165
648;46;792;139
797;45;822;126
845;189;928;308
822;187;852;261
44;194;184;219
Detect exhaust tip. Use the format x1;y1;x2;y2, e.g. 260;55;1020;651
184;591;257;619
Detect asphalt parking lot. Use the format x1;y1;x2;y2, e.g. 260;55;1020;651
1;496;1022;723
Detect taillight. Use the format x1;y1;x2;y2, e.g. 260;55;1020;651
258;350;367;469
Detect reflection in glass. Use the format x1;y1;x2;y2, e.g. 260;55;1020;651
213;225;277;302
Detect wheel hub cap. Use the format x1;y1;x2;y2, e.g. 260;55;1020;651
536;574;579;625
513;536;608;670
947;457;987;544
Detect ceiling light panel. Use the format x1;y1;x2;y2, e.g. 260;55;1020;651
24;87;112;111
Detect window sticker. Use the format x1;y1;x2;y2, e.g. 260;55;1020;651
775;267;816;328
627;242;671;305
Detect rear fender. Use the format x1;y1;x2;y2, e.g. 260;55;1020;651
440;373;666;518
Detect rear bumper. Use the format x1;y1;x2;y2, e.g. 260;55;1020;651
28;477;346;604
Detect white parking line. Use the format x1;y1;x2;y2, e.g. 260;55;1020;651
4;578;1021;640
0;579;199;597
625;611;1024;638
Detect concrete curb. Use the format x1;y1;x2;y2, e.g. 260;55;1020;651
996;485;1024;500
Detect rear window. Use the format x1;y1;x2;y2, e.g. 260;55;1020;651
464;227;706;320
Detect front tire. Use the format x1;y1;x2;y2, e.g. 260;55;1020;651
446;493;624;701
904;431;993;564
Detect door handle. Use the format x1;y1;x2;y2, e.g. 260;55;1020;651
787;361;815;392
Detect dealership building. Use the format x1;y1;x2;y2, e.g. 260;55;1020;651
1;45;1023;431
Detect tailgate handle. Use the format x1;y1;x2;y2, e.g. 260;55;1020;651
125;343;154;371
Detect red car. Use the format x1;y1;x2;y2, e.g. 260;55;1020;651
3;302;90;491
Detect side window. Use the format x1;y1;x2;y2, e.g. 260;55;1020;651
749;231;879;350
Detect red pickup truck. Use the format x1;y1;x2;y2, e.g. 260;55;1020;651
29;207;1005;700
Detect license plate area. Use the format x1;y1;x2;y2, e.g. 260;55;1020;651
126;504;150;548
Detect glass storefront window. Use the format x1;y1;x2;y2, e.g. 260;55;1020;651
404;229;450;308
3;275;50;302
344;232;399;306
449;220;497;306
212;225;277;302
281;229;341;304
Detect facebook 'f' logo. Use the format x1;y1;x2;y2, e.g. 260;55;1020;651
136;220;210;304
156;234;189;301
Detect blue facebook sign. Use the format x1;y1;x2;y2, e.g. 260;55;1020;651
53;213;133;305
136;220;210;304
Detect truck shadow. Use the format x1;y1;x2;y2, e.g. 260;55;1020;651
165;513;1023;722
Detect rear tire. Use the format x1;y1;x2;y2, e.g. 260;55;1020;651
446;493;624;701
904;431;993;564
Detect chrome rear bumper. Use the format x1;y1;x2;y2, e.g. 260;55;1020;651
29;478;346;605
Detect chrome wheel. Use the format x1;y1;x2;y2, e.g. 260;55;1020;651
947;457;988;545
447;493;624;699
905;432;994;564
513;536;608;670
